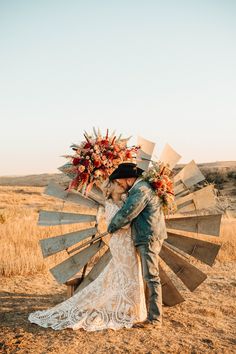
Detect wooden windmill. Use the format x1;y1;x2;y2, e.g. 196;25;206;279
38;140;222;307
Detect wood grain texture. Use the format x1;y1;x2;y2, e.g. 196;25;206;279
166;214;222;236
40;227;97;257
38;210;96;226
166;232;221;265
45;181;98;209
50;240;105;284
159;265;185;306
160;244;207;291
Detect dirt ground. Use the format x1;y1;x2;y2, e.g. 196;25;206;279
0;260;235;354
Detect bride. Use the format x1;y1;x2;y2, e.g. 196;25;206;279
28;180;147;331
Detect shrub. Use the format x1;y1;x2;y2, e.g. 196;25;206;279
205;171;226;186
227;171;236;179
231;189;236;196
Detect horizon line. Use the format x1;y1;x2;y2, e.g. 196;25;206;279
1;160;236;178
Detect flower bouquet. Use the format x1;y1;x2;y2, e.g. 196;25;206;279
60;128;140;195
141;161;176;213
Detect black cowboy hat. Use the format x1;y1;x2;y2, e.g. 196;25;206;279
109;162;144;181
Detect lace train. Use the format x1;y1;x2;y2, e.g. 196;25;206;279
28;201;147;331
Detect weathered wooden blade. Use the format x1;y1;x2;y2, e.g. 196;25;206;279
174;160;205;195
165;214;222;236
45;181;98;210
159;143;182;170
50;240;105;284
166;232;221;266
174;181;189;196
174;188;190;200
159;244;207;291
159;265;185;306
58;162;76;179
38;210;96;226
176;185;216;213
67;232;109;255
39;226;97;258
75;249;112;293
88;185;105;206
136;136;156;171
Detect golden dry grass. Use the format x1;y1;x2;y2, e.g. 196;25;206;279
0;186;96;277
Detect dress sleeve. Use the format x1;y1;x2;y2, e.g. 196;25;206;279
105;200;120;225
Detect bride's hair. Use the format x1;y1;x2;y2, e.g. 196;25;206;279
101;179;125;203
102;179;115;200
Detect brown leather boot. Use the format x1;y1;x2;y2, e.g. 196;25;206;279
132;319;162;329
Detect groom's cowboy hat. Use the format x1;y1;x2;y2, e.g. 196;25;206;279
109;162;144;181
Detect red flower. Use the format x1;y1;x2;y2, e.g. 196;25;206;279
80;172;89;182
81;159;90;167
94;160;101;168
126;151;133;159
153;181;163;189
100;139;109;147
113;145;120;152
72;158;81;166
84;142;92;149
106;151;114;159
69;179;79;190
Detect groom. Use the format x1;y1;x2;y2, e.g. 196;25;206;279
107;162;167;328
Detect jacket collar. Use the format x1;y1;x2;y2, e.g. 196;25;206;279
128;177;143;193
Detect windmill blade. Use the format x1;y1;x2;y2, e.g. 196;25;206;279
50;240;105;284
174;160;205;195
136;136;156;171
67;232;109;255
166;232;221;266
159;143;182;170
58;162;76;179
165;214;222;236
39;227;97;258
160;244;207;291
176;185;216;213
159;265;185;306
75;249;112;293
88;185;105;206
174;160;205;187
44;181;98;210
38;210;96;226
174;182;189;197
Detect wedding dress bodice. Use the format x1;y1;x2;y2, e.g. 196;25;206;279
28;200;146;331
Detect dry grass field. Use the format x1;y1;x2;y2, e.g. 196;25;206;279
0;162;236;353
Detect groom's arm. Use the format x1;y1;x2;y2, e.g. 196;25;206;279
107;186;151;233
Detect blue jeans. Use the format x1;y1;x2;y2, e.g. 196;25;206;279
136;238;163;323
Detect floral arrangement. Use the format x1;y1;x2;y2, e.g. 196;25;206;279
60;128;140;194
141;161;176;213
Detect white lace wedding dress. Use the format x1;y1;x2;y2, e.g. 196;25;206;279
28;201;147;331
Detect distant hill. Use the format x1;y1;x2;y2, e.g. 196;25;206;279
0;161;235;187
176;160;236;171
0;173;69;187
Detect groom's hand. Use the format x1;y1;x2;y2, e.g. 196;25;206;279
108;222;130;233
107;223;115;233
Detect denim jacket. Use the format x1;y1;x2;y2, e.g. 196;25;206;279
107;179;167;245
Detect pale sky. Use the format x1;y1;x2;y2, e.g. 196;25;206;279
0;0;235;176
